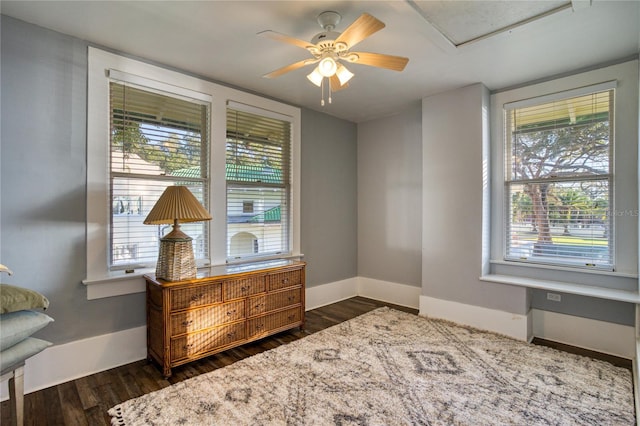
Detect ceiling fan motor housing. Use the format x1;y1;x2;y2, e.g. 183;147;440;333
311;31;342;47
312;11;348;52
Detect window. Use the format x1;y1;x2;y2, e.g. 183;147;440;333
87;48;300;295
109;81;210;270
242;201;254;213
504;86;613;270
226;106;292;261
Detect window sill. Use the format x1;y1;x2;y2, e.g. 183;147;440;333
489;259;637;279
82;254;305;300
82;269;154;300
225;253;304;266
480;274;640;304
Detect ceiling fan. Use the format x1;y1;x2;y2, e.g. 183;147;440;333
259;11;409;105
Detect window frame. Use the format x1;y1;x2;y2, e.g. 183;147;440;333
108;78;212;271
487;60;638;293
225;102;294;263
85;47;301;294
502;83;615;271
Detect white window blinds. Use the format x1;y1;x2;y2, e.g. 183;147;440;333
504;87;614;270
226;106;292;261
110;81;210;269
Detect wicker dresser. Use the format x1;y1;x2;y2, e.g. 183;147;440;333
145;259;305;377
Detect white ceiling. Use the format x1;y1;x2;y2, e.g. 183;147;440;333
1;1;639;123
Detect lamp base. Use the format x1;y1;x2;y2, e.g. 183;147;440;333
155;237;196;281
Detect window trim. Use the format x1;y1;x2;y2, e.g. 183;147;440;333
108;73;212;271
225;101;294;263
485;60;639;293
503;83;615;271
84;47;301;297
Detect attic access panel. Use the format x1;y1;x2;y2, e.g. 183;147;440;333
410;0;572;47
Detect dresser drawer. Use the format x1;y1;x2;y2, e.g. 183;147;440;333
171;322;246;360
170;300;245;335
170;282;222;311
145;261;305;377
247;295;266;316
268;269;302;291
267;288;302;310
224;275;265;300
248;307;302;338
248;287;302;317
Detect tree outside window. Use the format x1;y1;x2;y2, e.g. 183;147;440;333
505;89;613;269
110;82;210;269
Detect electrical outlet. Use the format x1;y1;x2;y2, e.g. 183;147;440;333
547;292;562;302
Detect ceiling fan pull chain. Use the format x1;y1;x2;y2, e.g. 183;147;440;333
328;80;333;104
320;78;325;106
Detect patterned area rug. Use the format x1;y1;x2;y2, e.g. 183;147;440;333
109;307;635;425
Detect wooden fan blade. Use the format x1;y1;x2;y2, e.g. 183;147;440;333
334;13;385;49
344;52;409;71
258;30;315;51
329;75;349;92
263;58;318;79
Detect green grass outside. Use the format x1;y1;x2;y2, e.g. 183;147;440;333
516;234;608;246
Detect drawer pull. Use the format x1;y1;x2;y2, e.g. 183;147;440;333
181;320;193;326
226;331;237;339
255;324;264;331
288;296;295;302
240;286;250;292
288;315;295;321
282;278;289;284
183;343;193;350
226;309;237;316
190;294;203;302
254;303;264;309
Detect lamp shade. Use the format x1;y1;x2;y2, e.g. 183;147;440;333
144;186;211;281
335;64;354;85
318;57;337;77
307;67;323;87
144;186;211;225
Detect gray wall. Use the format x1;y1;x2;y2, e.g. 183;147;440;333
1;14;635;350
357;104;422;286
300;108;357;286
0;16;358;345
419;81;635;326
488;61;638;327
421;83;530;315
1;16;147;345
531;291;633;326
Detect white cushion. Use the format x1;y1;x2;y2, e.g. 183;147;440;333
0;310;54;351
0;337;51;374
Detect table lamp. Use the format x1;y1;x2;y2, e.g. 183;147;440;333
144;186;212;281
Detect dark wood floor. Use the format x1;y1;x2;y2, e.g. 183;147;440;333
1;296;632;425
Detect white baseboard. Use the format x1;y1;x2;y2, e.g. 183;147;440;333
357;277;420;309
419;295;530;341
3;279;632;402
417;296;634;359
531;309;635;359
305;278;358;311
1;325;147;401
0;277;412;400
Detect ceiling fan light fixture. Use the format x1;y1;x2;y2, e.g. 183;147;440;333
260;11;409;108
318;57;338;77
335;64;354;85
306;67;323;87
